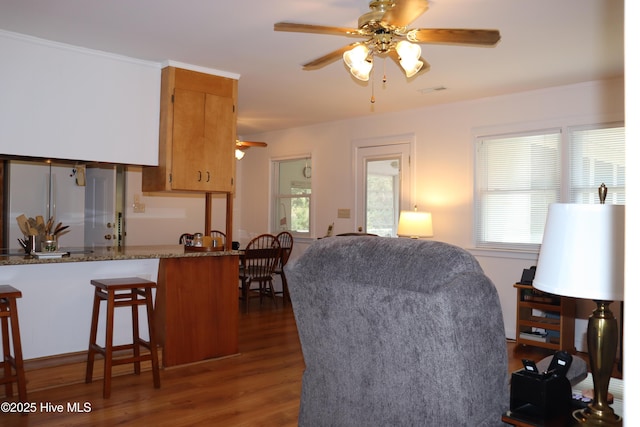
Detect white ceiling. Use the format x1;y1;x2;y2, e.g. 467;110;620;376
0;0;624;137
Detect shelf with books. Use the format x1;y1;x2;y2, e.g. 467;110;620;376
514;283;576;352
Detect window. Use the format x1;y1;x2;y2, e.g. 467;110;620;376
569;123;625;204
272;157;312;236
475;122;624;251
365;158;401;237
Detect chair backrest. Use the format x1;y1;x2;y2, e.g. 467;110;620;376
275;231;294;269
284;236;508;426
210;229;226;247
179;233;194;245
243;234;281;280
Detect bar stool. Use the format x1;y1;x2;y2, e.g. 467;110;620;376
0;285;27;401
85;277;160;398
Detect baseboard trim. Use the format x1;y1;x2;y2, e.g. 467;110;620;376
15;348;162;394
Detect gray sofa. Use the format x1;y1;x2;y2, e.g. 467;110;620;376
285;236;509;426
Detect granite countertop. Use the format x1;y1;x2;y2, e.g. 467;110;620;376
0;245;239;266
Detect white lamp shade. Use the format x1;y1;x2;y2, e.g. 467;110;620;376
533;203;625;301
397;210;433;238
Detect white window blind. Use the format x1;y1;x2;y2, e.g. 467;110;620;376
475;130;561;250
569;123;625;204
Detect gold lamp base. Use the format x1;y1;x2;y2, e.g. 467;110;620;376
572;408;621;426
572;300;622;426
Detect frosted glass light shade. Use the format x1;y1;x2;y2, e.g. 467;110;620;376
533;203;625;301
399;58;423;77
349;61;372;81
343;45;372;81
395;41;423;77
397;210;433;238
343;45;369;68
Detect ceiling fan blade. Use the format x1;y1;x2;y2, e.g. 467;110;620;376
303;42;363;70
382;0;429;28
415;56;430;75
274;22;361;37
408;28;501;46
236;140;268;148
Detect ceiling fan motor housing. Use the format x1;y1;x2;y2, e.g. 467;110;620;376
359;0;394;29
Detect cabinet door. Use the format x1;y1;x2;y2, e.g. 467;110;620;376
171;89;235;192
171;88;207;191
204;93;235;191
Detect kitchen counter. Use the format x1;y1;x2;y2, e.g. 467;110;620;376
0;244;239;266
0;245;240;367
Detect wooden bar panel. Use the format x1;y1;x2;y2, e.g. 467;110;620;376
155;255;239;367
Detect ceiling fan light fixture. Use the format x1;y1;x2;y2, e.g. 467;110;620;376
400;58;423;77
349;59;373;81
275;1;501;89
343;44;369;68
395;40;422;77
395;40;420;59
235;148;245;160
343;45;373;81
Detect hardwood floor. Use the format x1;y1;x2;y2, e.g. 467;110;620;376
1;299;620;426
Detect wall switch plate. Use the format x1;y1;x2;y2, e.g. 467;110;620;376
133;194;145;213
337;208;350;219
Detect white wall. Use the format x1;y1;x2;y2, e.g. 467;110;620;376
0;259;159;359
123;166;229;245
0;30;160;165
237;77;625;352
624;0;639;417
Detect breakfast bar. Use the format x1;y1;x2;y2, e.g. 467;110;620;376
0;246;240;368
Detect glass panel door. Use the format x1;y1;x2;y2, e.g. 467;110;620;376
356;142;411;236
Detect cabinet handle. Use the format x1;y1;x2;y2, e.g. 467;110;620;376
206;171;210;182
198;171;202;182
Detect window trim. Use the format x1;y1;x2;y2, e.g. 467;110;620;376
473;120;625;252
270;154;313;238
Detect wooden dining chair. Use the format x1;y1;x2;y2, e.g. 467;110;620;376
178;233;194;245
274;231;293;306
239;234;281;313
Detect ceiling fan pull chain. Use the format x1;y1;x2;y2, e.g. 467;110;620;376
382;56;387;85
370;64;375;104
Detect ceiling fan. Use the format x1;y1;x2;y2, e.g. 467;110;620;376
235;140;268;159
274;0;500;82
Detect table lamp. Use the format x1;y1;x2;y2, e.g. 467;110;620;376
397;206;433;239
533;188;624;426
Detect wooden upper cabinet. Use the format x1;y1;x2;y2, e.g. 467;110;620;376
143;67;237;192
